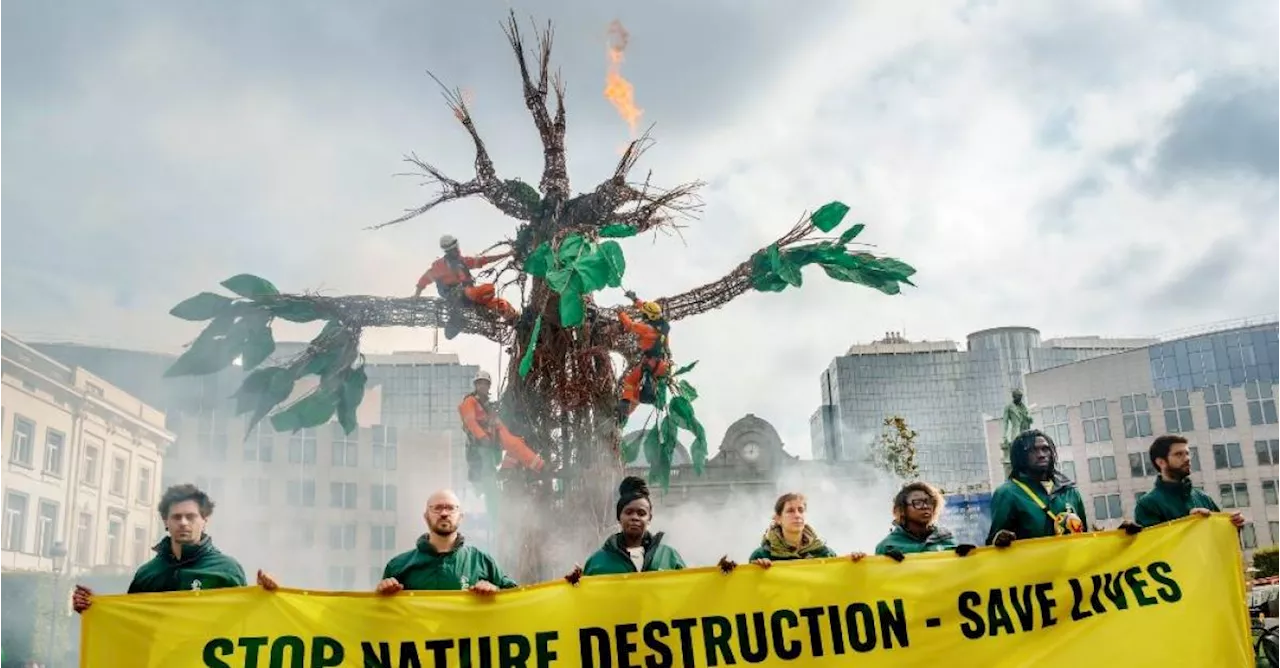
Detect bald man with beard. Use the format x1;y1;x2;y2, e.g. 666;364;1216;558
376;489;517;594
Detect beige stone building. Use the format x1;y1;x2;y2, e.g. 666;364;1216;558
1;332;174;576
983;321;1279;557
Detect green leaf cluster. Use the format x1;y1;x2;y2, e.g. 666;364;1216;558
748;201;917;296
627;369;709;490
521;233;627;327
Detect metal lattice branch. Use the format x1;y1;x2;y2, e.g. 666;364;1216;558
502;11;569;204
295;295;514;345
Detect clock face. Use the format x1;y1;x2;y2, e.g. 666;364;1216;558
742;442;761;461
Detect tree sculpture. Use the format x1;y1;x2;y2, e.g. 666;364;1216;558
163;13;916;579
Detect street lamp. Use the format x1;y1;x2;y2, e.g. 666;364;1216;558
48;541;68;666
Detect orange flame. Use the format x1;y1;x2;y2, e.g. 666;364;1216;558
604;20;643;137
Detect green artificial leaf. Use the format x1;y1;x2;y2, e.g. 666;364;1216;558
221;274;280;299
572;248;613;293
503;179;542;210
268;300;323;323
518;314;543;378
232;367;292;416
838;223;866;245
271;386;339;433
619;431;643;464
556;234;586;263
677;379;699;402
642;427;662;474
654;377;668;410
689;423;708;475
768;243;803;288
523;242;555;278
598;241;627;288
668;396;695;429
164;313;240;377
336;367;368;435
810;201;851;233
545;267;575;294
239;318;276;371
559;283;585;328
599;224;638;239
244;369;298;436
170;292;233;321
672;360;698;376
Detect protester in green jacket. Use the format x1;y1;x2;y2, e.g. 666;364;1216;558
987;430;1140;547
718;493;865;573
1134;434;1246;529
71;484;278;613
874;481;974;560
566;477;686;582
377;489;517;594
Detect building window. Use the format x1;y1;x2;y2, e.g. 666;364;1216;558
372;426;399;471
132;526;149;565
1092;493;1124;521
1161;389;1194;433
3;491;27;552
193;476;225;502
1262;480;1277;506
293;524;315;548
1041;405;1070;446
241;478;271;505
81;440;101;487
197;411;229;461
1218;482;1250;509
1189;446;1202;472
109;454;128;496
1241;523;1258;550
1245;381;1278;426
10;416;34;467
289;430;317;465
35;499;58;557
327;565;356;590
371;484;398;511
1128;452;1158;479
332;425;358;468
1257;439;1280;467
244;427;275;463
75;513;93;564
287;479;316;507
136;467;153;504
329;482;357;509
1088;456;1117;482
1060;460;1076;483
370;525;396;551
1271;522;1279;546
328;524;357;550
1080;399;1111;443
1212;442;1244;470
1203;385;1237;430
106;514;125;565
1120;394;1153;438
42;429;66;476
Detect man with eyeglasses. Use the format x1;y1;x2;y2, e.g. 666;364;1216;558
375;489;517;594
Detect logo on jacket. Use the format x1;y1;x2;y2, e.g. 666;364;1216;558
459;577;470;590
191;579;203;590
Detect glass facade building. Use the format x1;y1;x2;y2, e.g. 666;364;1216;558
810;328;1156;489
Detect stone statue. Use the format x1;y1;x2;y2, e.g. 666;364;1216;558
1001;388;1033;462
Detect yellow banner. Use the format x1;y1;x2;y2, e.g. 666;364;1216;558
82;515;1253;667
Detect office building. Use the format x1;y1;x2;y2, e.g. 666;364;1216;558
981;319;1279;556
1;332;174;576
812;328;1156;488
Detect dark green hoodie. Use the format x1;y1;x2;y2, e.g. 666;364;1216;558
382;534;517;591
127;535;247;594
1134;477;1220;527
874;524;958;555
582;531;686;576
986;472;1089;545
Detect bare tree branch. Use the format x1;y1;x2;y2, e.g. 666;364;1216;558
502;11;570;204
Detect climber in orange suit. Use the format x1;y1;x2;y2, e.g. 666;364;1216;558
414;235;518;321
617;290;672;425
459;371;544;481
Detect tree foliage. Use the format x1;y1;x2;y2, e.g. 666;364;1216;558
1254;545;1278;579
871;415;920;481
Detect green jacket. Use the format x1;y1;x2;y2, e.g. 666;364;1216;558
582;531;686;576
382;534;517;591
986;472;1089;544
127;535;247;594
874;524;958;555
748;525;838;561
1134;477;1220;527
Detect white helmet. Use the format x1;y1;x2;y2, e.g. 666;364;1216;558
474;370;492;384
440;234;459;251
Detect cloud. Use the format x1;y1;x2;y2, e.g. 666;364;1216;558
3;0;1276;473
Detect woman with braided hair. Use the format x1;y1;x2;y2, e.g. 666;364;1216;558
717;493;865;572
564;477;687;581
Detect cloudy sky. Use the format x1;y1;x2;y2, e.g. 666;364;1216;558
4;0;1277;458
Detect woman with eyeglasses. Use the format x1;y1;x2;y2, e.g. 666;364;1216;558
874;481;973;561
